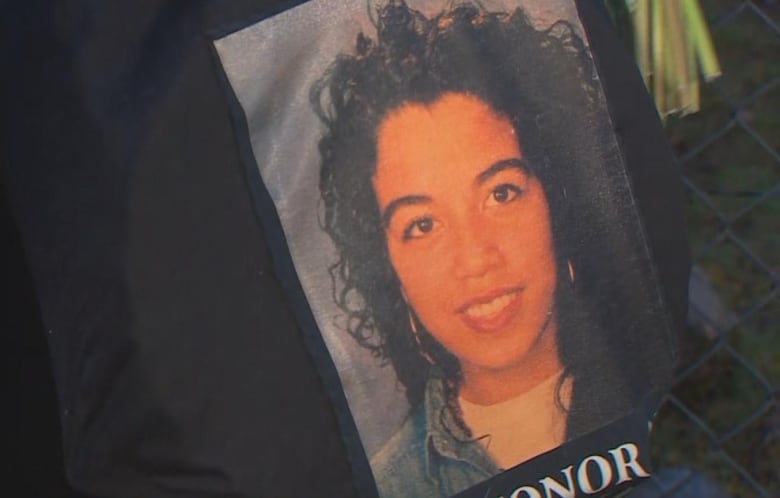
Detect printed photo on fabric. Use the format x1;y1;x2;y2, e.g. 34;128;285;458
213;1;677;496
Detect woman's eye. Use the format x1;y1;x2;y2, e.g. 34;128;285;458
488;184;523;205
402;217;436;240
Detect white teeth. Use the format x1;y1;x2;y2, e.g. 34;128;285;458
464;291;518;319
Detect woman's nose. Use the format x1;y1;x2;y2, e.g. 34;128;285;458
452;223;504;280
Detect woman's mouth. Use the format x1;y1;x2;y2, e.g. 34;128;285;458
457;287;523;332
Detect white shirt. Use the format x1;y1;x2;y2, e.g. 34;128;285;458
459;371;573;469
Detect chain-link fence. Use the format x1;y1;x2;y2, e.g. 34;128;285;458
646;1;779;496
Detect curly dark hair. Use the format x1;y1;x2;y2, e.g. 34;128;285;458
312;0;663;439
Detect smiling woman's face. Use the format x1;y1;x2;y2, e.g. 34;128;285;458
373;93;559;384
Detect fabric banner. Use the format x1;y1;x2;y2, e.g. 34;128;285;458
213;1;676;496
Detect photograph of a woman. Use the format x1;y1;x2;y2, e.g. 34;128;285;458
310;2;669;496
214;1;676;497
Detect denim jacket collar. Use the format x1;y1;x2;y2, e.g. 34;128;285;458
423;369;500;491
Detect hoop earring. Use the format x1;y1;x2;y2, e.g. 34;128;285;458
567;259;576;285
408;309;436;365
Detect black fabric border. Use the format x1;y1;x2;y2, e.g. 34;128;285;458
207;40;380;498
575;0;690;339
203;0;312;41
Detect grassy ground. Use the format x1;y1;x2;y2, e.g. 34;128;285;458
646;1;780;496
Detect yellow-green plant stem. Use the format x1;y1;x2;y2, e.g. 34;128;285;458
626;0;722;120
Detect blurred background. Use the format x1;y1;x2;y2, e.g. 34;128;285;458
624;1;779;496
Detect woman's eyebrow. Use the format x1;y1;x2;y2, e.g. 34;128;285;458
475;158;528;186
381;195;431;227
